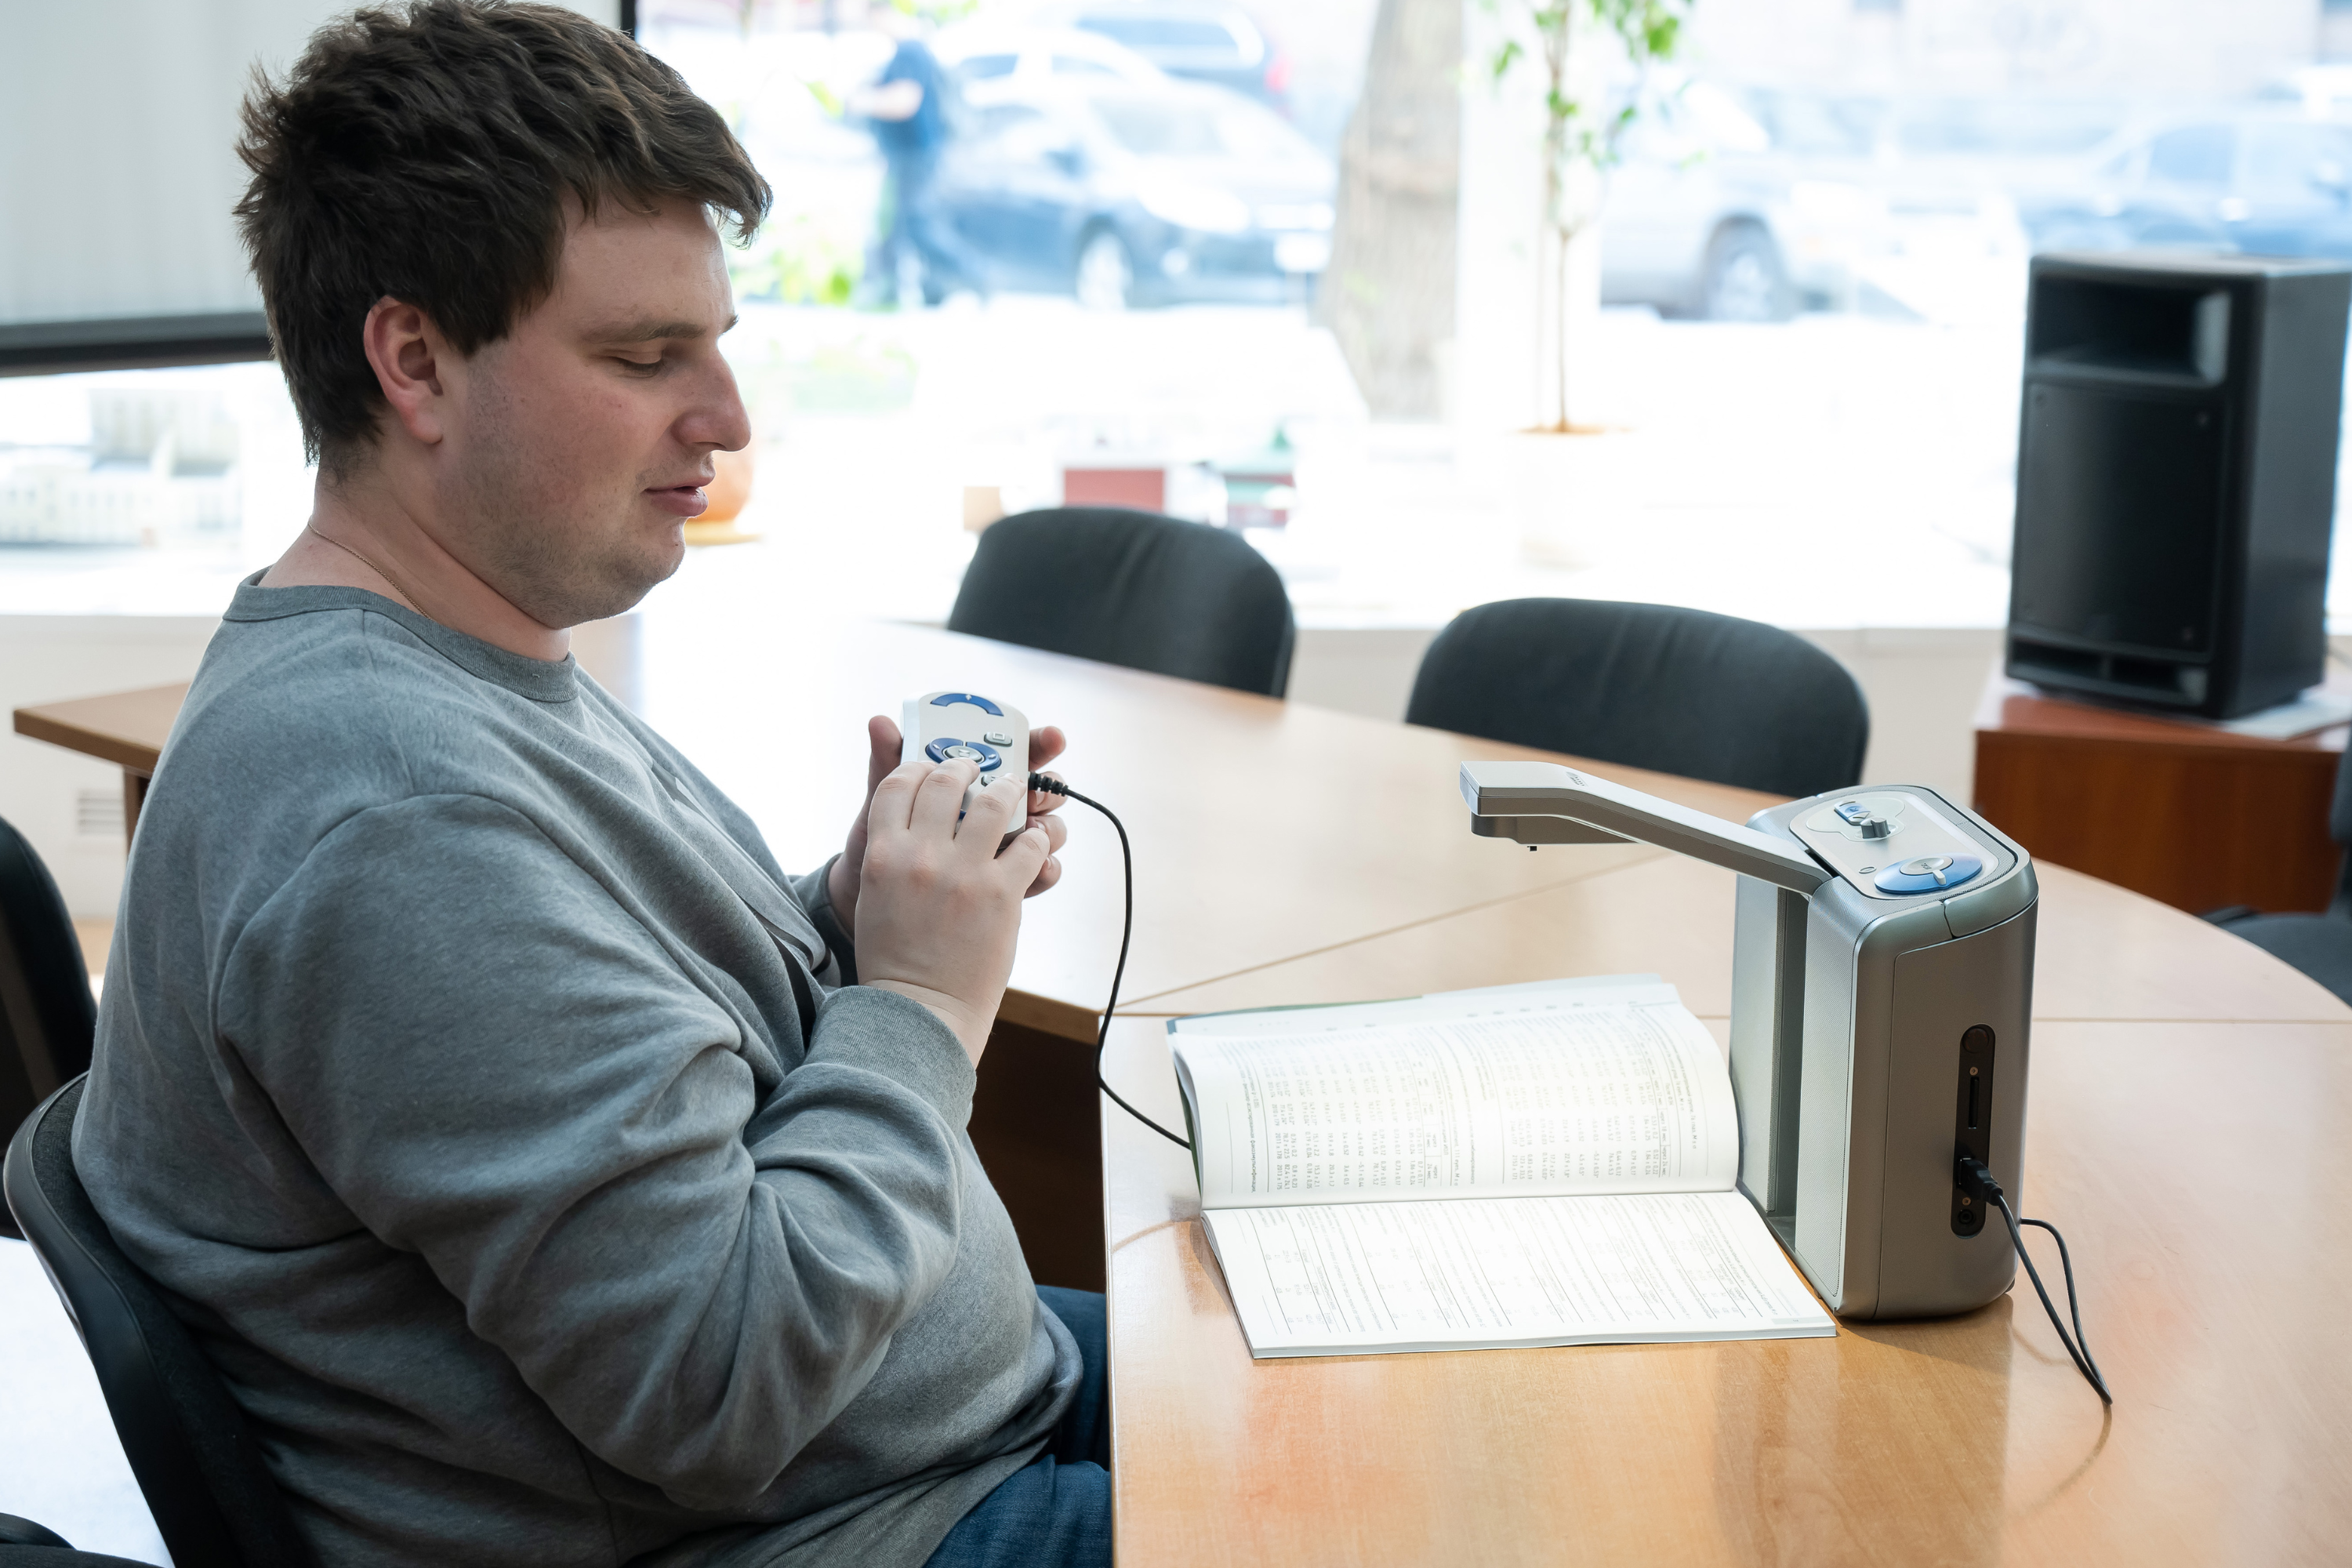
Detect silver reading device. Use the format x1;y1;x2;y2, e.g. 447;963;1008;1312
1459;762;2035;1319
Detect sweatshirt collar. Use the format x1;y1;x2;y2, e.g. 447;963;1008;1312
224;572;579;703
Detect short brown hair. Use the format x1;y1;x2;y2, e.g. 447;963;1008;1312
234;1;771;473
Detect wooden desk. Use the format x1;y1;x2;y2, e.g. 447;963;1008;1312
1104;840;2352;1563
1972;672;2347;915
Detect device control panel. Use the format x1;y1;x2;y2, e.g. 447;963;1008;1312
1788;787;2013;902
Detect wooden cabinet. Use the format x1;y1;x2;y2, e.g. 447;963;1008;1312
1972;671;2346;913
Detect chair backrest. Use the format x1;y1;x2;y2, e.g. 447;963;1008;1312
948;506;1296;696
0;814;97;1237
1406;597;1871;800
4;1078;314;1568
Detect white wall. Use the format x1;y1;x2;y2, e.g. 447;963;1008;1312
0;0;623;328
2;615;220;917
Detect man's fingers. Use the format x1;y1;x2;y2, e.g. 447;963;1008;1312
908;759;980;837
1025;854;1062;898
866;715;902;793
996;819;1053;884
951;776;1028;860
1030;725;1067;770
866;760;937;837
1024;810;1069;857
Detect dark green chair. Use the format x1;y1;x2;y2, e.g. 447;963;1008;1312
2205;747;2352;1004
1406;598;1870;800
949;507;1295;696
0;812;96;1237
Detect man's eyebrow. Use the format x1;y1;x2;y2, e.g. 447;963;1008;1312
587;315;739;344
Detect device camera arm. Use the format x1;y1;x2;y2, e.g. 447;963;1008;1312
1457;761;1831;896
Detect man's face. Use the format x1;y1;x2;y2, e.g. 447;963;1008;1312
431;197;748;630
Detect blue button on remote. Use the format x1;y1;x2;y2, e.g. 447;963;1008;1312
924;738;1003;771
930;692;1004;717
1874;854;1983;895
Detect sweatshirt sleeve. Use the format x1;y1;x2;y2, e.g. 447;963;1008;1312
790;855;858;988
216;793;972;1511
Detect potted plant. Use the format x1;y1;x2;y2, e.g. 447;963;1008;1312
1483;0;1689;565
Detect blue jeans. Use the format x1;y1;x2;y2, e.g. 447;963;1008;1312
879;148;989;303
923;1286;1110;1568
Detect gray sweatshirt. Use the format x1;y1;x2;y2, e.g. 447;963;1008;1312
74;579;1078;1566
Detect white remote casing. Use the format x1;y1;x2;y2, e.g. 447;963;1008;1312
902;691;1031;832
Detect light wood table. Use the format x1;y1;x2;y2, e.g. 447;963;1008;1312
1103;784;2352;1564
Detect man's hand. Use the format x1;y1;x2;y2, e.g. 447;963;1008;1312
827;716;1069;937
855;757;1051;1062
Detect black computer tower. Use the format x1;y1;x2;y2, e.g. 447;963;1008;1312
2005;252;2351;718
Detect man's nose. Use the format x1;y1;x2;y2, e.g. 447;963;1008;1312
684;355;753;454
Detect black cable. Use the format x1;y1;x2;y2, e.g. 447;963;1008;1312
1029;773;1192;1150
1956;1156;2111;1404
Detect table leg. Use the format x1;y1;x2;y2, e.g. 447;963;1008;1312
122;769;151;851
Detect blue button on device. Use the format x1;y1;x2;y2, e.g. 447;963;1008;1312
924;738;1003;772
1874;854;1983;895
931;692;1004;717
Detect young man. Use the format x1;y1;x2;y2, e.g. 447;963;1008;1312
74;4;1108;1564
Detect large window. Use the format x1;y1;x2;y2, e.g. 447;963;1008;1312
6;0;2350;635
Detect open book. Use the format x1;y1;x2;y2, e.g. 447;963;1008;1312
1169;975;1835;1358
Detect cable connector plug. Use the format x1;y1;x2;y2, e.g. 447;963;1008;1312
1955;1154;2003;1207
1027;772;1069;797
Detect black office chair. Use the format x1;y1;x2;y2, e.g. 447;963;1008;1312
0;814;98;1238
949;506;1296;696
2205;746;2352;1004
1405;598;1871;800
4;1078;314;1568
0;1513;152;1565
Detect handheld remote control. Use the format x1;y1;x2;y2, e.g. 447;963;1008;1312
902;691;1031;836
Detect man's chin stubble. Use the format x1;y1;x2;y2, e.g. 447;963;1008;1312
495;535;682;634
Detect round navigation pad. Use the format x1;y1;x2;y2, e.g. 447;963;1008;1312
924;737;1004;771
1873;853;1982;895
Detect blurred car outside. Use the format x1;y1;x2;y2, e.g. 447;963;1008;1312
1035;0;1290;111
930;20;1167;105
2016;108;2352;262
1599;78;2043;325
2258;65;2352;118
927;75;1335;309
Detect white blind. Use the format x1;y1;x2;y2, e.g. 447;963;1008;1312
0;0;622;331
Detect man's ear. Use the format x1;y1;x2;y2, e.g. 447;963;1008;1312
361;296;452;447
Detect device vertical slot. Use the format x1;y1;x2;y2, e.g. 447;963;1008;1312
1765;886;1806;1242
1951;1025;1996;1236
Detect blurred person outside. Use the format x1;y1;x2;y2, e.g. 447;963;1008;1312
851;5;990;306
